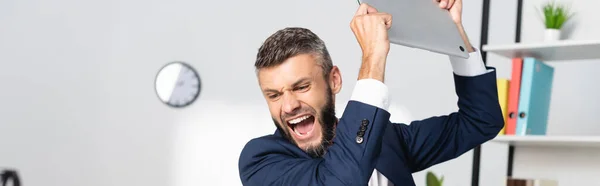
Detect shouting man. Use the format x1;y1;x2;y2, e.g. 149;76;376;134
238;0;503;185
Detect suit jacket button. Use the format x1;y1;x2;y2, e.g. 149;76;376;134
360;125;367;132
356;136;363;144
357;131;365;137
361;119;369;125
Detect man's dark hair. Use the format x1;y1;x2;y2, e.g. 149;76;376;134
255;27;333;79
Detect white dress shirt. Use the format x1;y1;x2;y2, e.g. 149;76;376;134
348;48;492;186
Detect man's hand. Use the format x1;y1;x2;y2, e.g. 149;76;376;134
350;3;392;82
436;0;462;25
436;0;474;53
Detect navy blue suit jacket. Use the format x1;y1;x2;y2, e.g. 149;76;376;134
238;68;504;186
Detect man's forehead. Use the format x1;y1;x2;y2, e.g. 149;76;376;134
257;55;323;88
258;71;316;91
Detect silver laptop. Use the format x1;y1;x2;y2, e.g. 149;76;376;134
359;0;470;58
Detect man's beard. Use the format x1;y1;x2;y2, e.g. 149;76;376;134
272;88;337;158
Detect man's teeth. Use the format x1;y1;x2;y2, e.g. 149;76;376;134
289;115;310;124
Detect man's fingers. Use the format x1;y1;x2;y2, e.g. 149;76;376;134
438;0;448;9
367;6;378;13
351;8;392;30
355;3;379;16
361;13;392;29
446;0;455;9
355;3;369;16
381;13;393;29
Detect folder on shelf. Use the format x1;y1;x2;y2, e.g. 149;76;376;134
506;177;558;186
515;57;555;135
506;58;523;135
497;78;510;135
532;179;559;186
507;178;528;186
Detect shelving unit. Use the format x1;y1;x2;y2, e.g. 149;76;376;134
478;38;600;185
489;135;600;186
492;135;600;148
481;39;600;186
482;40;600;61
473;0;600;185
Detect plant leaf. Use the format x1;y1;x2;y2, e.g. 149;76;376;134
541;0;573;29
426;172;442;186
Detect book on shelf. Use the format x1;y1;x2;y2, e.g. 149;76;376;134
497;78;510;135
506;58;523;135
507;177;558;186
503;57;555;136
515;57;554;135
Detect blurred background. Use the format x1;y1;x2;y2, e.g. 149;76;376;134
1;0;599;185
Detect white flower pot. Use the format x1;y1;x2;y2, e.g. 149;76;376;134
544;28;561;41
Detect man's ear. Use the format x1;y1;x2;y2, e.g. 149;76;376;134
329;66;342;94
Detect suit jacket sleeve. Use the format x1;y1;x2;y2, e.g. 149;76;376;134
383;50;504;173
238;100;391;185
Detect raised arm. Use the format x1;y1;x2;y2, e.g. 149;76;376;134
379;0;504;173
388;49;504;173
238;3;394;185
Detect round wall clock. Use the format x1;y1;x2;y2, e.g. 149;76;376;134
1;169;21;186
155;61;201;108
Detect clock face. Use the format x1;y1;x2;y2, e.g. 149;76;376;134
155;61;201;108
0;169;20;186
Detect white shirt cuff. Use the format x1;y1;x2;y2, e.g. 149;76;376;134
449;47;494;76
350;79;390;111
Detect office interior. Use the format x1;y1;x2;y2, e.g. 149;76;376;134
1;0;599;185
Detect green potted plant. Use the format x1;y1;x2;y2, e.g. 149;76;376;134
540;1;574;41
426;171;444;186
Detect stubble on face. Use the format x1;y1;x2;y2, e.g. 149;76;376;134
273;87;337;158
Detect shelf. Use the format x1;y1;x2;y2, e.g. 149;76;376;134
491;135;600;148
482;40;600;61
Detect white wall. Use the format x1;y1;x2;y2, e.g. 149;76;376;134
481;0;600;185
0;0;489;185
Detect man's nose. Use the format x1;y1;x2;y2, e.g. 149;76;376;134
282;93;301;114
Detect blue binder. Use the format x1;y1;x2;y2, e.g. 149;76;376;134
515;57;554;135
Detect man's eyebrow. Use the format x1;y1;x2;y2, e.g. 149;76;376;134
262;77;311;93
263;88;280;93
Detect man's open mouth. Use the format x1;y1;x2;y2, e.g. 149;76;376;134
287;115;316;137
